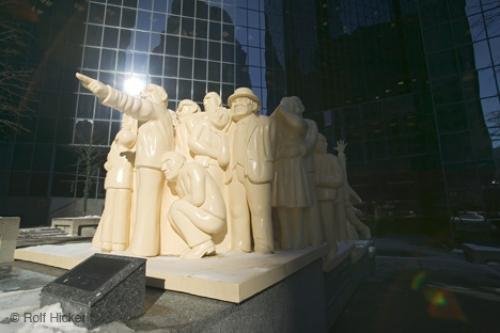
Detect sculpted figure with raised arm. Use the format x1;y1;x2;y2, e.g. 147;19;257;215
76;72;174;257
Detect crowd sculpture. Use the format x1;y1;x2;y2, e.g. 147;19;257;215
76;72;371;260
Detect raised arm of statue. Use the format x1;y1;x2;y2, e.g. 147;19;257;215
76;72;156;121
336;140;347;170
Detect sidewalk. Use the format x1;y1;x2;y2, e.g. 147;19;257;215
332;236;500;332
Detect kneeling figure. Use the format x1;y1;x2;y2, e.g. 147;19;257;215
162;152;226;258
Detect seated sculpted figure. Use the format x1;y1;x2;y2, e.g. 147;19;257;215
93;114;137;252
161;151;226;258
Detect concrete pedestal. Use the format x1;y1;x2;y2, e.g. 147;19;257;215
11;233;374;331
51;217;99;237
0;217;21;264
15;242;328;303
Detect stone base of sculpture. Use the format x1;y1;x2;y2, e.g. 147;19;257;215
14;241;327;303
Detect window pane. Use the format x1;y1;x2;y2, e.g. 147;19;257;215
179;58;193;78
164;56;178;76
86;25;102;46
105;5;121;26
103;27;119;48
149;54;163;75
180;37;194;57
208;61;220;81
83;47;99;69
89;3;105;24
101;49;117;70
137;10;152;30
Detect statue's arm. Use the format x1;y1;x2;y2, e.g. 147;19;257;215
76;72;155;121
188;124;217;159
102;89;155;121
189;164;206;207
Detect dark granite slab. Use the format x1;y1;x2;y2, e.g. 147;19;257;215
40;253;146;329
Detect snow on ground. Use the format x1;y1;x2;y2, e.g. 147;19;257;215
0;288;134;333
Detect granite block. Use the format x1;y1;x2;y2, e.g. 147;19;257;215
41;253;146;329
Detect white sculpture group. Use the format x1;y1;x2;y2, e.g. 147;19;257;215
76;73;370;260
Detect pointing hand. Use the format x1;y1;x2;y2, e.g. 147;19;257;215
76;72;108;100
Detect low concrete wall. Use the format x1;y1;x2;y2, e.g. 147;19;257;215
0;217;21;263
49;197;104;219
51;217;99;237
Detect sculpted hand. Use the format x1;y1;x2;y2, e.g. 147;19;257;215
336;140;347;154
76;72;108;100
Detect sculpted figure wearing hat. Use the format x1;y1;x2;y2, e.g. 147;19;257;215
225;87;274;253
76;72;174;257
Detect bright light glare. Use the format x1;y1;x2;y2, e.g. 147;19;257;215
123;77;146;96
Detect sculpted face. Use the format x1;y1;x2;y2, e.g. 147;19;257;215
231;97;256;122
140;85;167;106
203;93;221;114
282;96;304;116
176;100;200;121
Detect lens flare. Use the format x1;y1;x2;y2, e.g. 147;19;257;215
411;271;427;291
123;77;146;96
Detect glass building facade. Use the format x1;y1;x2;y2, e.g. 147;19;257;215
1;0;499;227
284;0;500;217
0;0;286;226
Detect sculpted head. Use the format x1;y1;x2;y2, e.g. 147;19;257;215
140;84;168;107
316;134;328;154
161;151;186;182
227;87;260;122
203;92;222;113
204;92;229;129
281;96;304;116
176;99;201;122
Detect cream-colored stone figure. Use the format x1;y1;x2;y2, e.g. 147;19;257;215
93;115;137;252
314;134;344;258
336;140;371;239
225;87;274;253
162;151;226;258
175;99;201;159
189;92;231;250
271;97;312;250
189;92;230;190
303;117;323;246
76;72;174;257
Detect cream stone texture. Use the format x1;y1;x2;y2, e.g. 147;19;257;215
75;72;369;262
14;242;327;303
